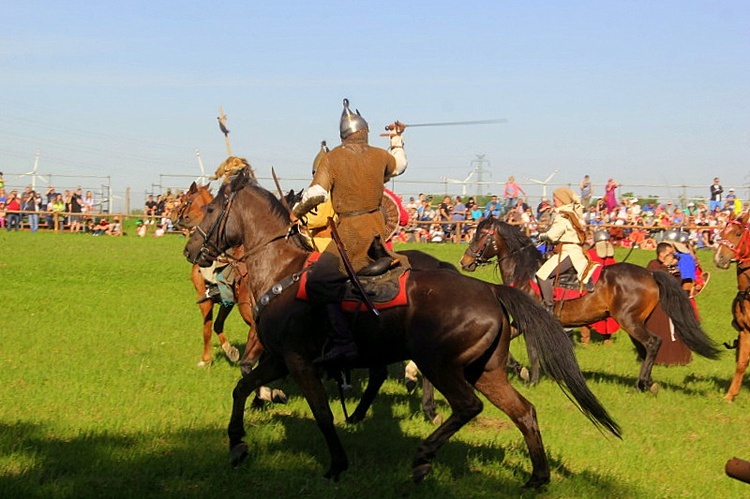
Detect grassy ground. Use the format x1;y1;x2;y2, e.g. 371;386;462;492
0;231;748;498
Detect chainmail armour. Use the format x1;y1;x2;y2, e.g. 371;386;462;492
312;131;408;272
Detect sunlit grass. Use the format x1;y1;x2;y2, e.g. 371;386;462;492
0;231;747;497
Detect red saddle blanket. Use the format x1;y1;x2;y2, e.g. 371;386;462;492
296;252;410;312
528;264;620;335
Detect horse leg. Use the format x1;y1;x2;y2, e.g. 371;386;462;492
228;356;288;467
475;368;549;488
421;377;441;425
620;319;662;392
726;330;750;402
409;367;484;483
198;301;214;367
404;360;419;393
347;366;387;424
286;354;349;481
214;304;239;362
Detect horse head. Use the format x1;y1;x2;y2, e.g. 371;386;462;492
183;169;253;266
173;182;213;231
715;212;750;270
460;216;499;271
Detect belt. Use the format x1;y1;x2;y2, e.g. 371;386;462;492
338;207;380;218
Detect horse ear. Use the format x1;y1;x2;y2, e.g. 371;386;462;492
188;182;197;193
739;211;750;225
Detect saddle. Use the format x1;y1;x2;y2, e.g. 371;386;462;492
296;252;410;312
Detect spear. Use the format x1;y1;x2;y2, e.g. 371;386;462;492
217;106;232;155
383;118;507;133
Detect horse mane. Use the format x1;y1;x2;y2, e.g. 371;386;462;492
487;217;542;284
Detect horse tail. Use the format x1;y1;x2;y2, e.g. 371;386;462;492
653;270;722;360
493;285;621;439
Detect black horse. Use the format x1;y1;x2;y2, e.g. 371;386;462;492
184;169;620;488
460;216;721;391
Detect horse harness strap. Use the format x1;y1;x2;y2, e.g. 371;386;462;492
253;268;309;320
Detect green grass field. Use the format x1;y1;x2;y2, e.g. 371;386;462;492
1;231;748;498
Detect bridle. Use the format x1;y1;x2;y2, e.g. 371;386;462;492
465;226;498;267
192;185;292;266
174;188;210;232
194;189;237;263
717;220;750;267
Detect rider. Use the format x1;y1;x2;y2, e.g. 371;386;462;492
535;187;590;312
292;99;409;364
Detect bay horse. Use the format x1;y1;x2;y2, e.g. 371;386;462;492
172;182;246;367
714;212;750;401
183;169;620;488
176;182;438;420
460;216;721;392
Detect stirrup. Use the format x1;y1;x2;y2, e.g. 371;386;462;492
314;342;359;365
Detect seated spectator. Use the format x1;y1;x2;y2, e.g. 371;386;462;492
107;216;123;236
154;223;166;237
0;201;5;228
92;217;110;235
136;220;147;237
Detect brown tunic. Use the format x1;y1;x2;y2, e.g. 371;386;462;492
646;259;692;366
311;135;403;271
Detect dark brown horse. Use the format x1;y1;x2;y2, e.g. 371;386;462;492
183;169;620;488
714;212;750;401
460;216;721;392
177;182;439;419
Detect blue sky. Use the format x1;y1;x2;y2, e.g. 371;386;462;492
1;1;748;200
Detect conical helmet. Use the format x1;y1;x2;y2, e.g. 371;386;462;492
312;140;329;175
339;98;368;139
593;229;610;243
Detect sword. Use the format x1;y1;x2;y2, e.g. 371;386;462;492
383;118;507;132
328;217;380;317
271;167;291;212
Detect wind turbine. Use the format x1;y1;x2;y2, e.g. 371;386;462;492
442;168;478;196
525;169;559;199
194;150;208;185
17;150;49;190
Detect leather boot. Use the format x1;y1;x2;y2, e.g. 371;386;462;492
537;277;555;313
314;304;359;365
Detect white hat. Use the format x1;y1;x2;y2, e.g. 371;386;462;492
630;198;639;204
688;202;695;207
729;188;735;191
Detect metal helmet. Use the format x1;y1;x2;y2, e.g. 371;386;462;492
593;230;610;243
339;98;368;139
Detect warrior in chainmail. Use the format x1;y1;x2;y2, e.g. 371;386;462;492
292;98;409;364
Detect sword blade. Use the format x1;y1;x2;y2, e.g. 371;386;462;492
407;118;508;128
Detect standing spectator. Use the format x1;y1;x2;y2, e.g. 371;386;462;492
580;174;593;209
0;188;6;204
503;176;527;213
451;195;467;242
709;177;723;212
144;194;157;224
438;195;453;238
0;201;5;228
5;190;21;231
484;194;502;218
604;178;619;214
0;171;4;190
68;188;83;232
82;190;96;215
50;193;66;230
22;190;40;232
725;188;737;213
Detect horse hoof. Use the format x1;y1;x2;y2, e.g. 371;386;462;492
412;463;432;483
222;343;240;363
230;442;249;468
649;382;660;395
197;360;210;368
523;474;550;489
519;367;530;382
405;377;417;393
431;414;443;426
271;389;288;404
